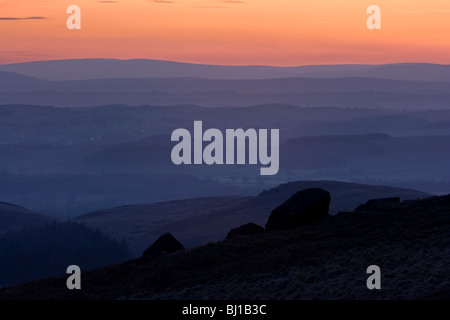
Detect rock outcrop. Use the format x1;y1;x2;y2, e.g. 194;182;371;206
142;233;185;259
355;197;400;213
265;188;330;231
226;223;264;240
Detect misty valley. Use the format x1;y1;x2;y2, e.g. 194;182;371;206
0;102;449;218
1;60;450;296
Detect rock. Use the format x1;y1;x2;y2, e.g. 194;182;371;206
265;188;330;231
355;197;400;213
225;223;265;240
142;233;185;259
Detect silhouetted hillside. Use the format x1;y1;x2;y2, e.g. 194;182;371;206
0;221;130;286
2;193;449;300
0;172;244;218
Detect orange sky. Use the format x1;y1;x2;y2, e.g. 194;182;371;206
1;0;450;65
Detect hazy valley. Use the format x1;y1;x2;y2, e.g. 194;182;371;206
0;59;450;296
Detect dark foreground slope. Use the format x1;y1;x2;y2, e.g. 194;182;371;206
0;221;130;286
2;194;449;300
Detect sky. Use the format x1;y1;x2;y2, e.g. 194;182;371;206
1;0;450;66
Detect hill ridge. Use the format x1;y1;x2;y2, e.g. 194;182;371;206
1;59;450;82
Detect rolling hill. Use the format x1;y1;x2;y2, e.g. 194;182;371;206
1;59;450;82
76;181;431;256
2;60;450;108
3;72;450;94
0;202;57;234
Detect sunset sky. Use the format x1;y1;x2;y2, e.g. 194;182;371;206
1;0;450;66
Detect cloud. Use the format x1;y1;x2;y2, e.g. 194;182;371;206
148;0;176;3
146;0;242;7
400;11;423;14
147;0;243;6
195;0;243;8
0;16;48;20
401;9;450;14
195;6;227;9
0;50;54;57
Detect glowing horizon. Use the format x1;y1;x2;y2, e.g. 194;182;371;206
1;0;450;66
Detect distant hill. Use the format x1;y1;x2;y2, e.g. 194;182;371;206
0;71;49;91
4;104;450;146
3;193;450;300
3;72;450;94
81;134;171;170
79;133;450;188
1;59;450;82
2;62;450;108
2;70;450;107
76;181;430;256
75;196;251;256
0;202;57;234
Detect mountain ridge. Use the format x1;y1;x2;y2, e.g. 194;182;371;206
1;59;450;82
0;202;58;234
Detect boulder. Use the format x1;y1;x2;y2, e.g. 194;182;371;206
265;188;330;231
225;223;264;240
355;197;400;213
142;233;185;259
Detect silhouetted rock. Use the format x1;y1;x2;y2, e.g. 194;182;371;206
142;233;185;259
355;197;400;213
226;223;264;240
265;188;330;231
